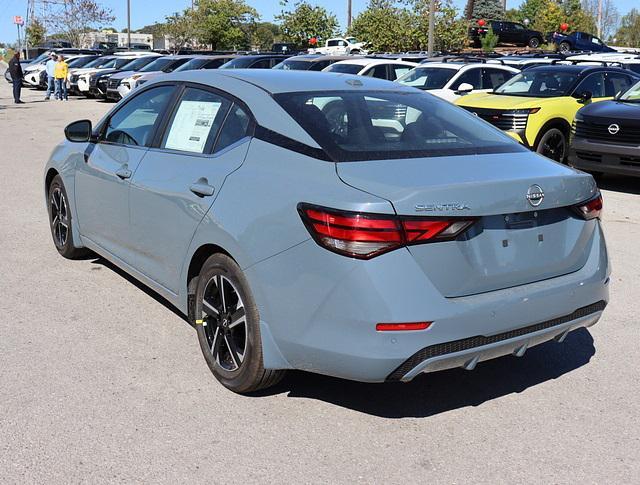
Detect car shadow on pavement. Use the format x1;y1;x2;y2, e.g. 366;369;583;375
90;256;192;326
89;255;595;418
598;174;640;195
256;329;595;418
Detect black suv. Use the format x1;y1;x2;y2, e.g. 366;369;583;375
570;79;640;178
470;21;544;49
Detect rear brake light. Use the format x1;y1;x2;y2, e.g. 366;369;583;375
376;322;431;331
572;193;603;220
298;203;476;259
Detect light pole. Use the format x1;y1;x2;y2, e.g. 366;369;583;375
347;0;352;29
427;0;435;57
127;0;131;49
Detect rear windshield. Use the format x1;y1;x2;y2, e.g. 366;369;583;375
396;67;457;89
495;70;577;97
274;90;525;161
324;63;363;74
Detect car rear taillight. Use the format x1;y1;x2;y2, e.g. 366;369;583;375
298;203;476;259
572;193;603;220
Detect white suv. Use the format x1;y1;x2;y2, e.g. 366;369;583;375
322;58;418;81
396;59;519;102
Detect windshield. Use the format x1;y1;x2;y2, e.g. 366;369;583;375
139;57;172;72
396;67;457;89
324;63;363;74
219;57;255;68
274;60;313;70
494;70;577;97
274;90;525;162
67;56;94;68
174;58;209;72
619;80;640;102
119;56;157;71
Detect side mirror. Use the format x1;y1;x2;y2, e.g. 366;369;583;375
65;119;92;143
456;82;474;94
577;90;593;103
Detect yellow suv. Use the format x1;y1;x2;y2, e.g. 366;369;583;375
455;64;639;162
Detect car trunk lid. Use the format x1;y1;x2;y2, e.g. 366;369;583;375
336;152;599;297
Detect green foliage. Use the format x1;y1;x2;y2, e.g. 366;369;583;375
471;0;504;21
349;0;417;52
615;9;640;47
251;22;282;50
276;1;339;47
351;0;468;53
480;25;499;52
164;10;197;53
193;0;258;50
512;0;596;35
26;19;46;47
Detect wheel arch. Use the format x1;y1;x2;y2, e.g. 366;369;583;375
532;117;572;150
45;167;60;196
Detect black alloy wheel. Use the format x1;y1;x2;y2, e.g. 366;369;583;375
536;128;567;163
47;175;87;259
194;254;285;393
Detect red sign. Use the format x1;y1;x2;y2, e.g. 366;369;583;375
13;16;24;26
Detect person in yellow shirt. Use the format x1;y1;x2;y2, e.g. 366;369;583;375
54;55;69;101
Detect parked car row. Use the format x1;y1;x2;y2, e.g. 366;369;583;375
15;47;640;179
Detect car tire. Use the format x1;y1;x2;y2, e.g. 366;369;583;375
194;253;285;394
528;37;541;49
559;41;571;54
536;128;567;163
47;175;88;259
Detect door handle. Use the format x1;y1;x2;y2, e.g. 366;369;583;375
190;178;215;197
115;166;132;180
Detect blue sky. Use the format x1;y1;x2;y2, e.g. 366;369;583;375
1;0;638;45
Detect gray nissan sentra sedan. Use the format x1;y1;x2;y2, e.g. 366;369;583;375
44;69;609;393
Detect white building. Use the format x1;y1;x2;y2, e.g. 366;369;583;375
79;31;154;49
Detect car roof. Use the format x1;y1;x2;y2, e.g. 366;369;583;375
167;68;417;94
329;58;417;67
526;64;628;74
187;54;237;60
284;54;358;63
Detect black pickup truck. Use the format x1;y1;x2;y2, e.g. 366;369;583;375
469;21;544;49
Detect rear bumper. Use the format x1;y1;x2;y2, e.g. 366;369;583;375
569;138;640;177
246;221;610;382
389;300;605;381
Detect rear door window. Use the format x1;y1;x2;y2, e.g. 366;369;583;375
391;64;412;80
214;104;252;153
363;64;389;79
575;73;606;98
161;87;231;154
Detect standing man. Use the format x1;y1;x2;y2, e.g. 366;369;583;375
54;55;69;101
44;53;57;100
8;52;25;104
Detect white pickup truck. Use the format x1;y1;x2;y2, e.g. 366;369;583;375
309;37;367;55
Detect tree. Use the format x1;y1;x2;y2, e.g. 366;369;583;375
26;18;46;47
615;9;640;47
410;0;468;52
251;22;282;50
349;0;417;52
164;11;196;53
193;0;258;50
48;0;115;47
469;0;503;21
276;1;339;47
582;0;619;39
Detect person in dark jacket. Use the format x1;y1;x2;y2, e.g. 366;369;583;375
8;52;25;104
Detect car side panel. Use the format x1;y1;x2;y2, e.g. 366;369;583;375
177;139;395;313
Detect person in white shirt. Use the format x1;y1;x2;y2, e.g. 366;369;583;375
44;53;57;101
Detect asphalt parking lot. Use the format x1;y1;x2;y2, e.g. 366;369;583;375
1;78;639;484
